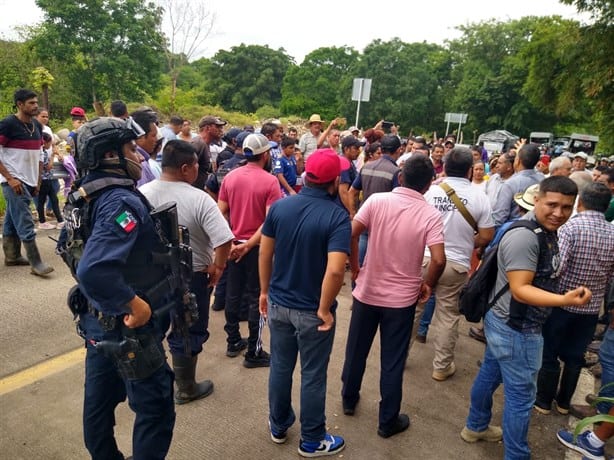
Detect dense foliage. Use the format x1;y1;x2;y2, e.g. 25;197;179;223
0;0;611;152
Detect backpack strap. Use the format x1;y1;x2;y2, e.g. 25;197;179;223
439;182;478;232
487;283;509;308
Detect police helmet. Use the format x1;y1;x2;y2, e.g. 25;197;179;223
76;117;145;170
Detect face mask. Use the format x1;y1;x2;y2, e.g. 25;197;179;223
125;157;142;181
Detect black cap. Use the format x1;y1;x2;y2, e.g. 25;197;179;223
342;136;366;149
380;135;402;153
223;127;242;143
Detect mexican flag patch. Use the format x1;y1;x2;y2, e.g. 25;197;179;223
115;210;137;233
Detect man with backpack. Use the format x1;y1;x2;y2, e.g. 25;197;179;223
467;184;540;343
461;176;593;460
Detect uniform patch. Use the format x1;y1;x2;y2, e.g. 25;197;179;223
115;210;137;233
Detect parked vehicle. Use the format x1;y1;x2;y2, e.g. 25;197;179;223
566;133;599;156
553;137;570;152
530;132;554;147
477;130;519;156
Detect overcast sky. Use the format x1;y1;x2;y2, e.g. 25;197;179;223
1;0;587;63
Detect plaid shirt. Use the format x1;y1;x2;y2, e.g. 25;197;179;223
559;210;614;314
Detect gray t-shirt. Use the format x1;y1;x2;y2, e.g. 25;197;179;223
489;222;540;319
139;179;234;271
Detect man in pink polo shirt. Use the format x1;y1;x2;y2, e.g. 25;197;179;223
341;154;446;438
218;133;282;368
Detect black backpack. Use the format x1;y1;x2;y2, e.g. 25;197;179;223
459;220;545;323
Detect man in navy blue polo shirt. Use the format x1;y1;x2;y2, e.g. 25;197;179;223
259;148;350;457
348;134;403;264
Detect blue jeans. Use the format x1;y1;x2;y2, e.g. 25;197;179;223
1;182;36;241
80;313;175;460
466;310;543;460
417;294;435;337
268;302;335;443
47;179;60;211
358;232;368;267
598;327;614;414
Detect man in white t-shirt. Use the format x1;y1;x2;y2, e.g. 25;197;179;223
423;147;494;381
140;139;234;405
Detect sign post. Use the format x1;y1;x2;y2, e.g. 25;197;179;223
444;112;468;138
352;78;372;129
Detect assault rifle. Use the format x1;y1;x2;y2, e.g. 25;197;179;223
147;202;198;355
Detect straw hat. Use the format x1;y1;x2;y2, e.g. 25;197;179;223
306;114;324;126
513;184;540;212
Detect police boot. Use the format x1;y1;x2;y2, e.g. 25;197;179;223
2;235;29;266
23;240;54;276
555;365;583;414
534;368;560;414
172;354;214;405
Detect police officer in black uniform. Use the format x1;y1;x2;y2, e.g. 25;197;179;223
57;117;175;460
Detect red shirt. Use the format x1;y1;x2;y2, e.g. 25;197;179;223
219;163;282;240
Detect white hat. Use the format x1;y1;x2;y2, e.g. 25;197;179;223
243;133;271;157
573;151;588;161
513;184;540;212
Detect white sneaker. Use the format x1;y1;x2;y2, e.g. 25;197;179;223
38;222;55;230
56;222;65;229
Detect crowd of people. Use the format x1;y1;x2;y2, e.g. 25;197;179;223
2;88;614;459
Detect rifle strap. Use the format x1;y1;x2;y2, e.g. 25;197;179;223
439;182;478;232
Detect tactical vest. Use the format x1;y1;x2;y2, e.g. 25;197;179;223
215;156;247;185
58;177;171;308
507;224;560;333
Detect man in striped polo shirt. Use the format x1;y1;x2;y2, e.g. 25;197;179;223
0;88;53;276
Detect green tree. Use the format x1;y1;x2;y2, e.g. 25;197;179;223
31;0;166;112
31;66;54;109
206;44;293;113
521;13;613;151
0;40;35;115
560;0;613;23
447;17;567;138
345;39;449;135
175;57;216;106
559;0;614;151
280;46;360;121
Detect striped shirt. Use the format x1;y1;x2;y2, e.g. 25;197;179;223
559;210;614;314
0;114;43;187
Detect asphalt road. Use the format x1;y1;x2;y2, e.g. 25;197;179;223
0;228;599;459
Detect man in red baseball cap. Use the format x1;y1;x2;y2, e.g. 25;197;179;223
536;155;550;175
67;107;87;151
70;106;86;118
259;148;349;456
